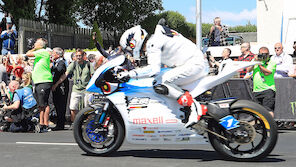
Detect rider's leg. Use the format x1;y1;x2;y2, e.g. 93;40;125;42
153;61;208;105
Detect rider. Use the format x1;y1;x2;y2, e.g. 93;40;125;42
118;22;209;117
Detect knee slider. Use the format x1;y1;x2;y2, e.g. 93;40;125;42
153;84;169;95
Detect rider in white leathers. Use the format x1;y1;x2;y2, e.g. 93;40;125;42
119;24;209;108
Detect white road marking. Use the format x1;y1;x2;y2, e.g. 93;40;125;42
16;142;78;146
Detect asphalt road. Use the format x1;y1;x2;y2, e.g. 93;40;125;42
0;129;295;167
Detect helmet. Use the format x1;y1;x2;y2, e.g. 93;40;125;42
120;25;148;60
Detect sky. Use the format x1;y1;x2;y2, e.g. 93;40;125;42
0;0;257;28
162;0;257;27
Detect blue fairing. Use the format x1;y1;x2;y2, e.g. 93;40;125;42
86;55;125;94
118;78;153;93
86;54;171;95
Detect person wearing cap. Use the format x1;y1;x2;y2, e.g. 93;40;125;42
26;38;53;132
0;21;17;55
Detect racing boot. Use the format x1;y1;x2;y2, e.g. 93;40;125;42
177;91;193;107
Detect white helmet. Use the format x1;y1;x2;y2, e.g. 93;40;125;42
119;25;148;60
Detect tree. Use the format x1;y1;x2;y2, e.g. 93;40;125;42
77;0;163;42
202;23;212;37
0;0;36;27
89;21;103;49
141;11;195;39
229;21;257;33
45;0;78;26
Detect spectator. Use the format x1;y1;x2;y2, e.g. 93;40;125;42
209;48;233;74
270;42;293;78
92;32;134;70
209;17;228;46
87;54;96;68
0;13;8;53
51;47;69;131
0;21;17;55
237;42;255;78
0;56;8;85
4;54;24;81
291;41;296;58
1;79;18;103
26;38;53;133
2;78;37;132
5;13;15;30
52;49;94;128
247;47;276;117
70;52;76;63
23;55;33;73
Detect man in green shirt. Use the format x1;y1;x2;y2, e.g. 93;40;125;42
247;47;276;117
52;49;94;125
26;38;53;132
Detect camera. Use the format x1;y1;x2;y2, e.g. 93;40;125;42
257;53;270;61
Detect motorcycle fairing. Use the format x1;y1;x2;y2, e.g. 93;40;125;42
86;55;126;93
182;61;259;97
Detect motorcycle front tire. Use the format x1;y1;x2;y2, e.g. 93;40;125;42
73;107;125;156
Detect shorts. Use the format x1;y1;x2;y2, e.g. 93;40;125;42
35;82;52;107
69;91;90;111
254;89;275;112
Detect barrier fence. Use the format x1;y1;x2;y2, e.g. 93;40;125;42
18;19;92;54
212;78;296;121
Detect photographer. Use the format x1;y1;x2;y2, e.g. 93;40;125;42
247;47;276;117
0;22;17;55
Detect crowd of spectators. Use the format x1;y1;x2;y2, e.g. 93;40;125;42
209;41;296;128
0;35;136;132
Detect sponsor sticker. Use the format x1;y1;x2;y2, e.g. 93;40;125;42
218;103;230;108
143;131;155;133
133;117;164;124
157;130;173;133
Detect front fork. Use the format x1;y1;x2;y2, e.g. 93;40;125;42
94;102;111;128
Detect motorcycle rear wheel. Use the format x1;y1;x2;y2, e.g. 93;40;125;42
73;107;125;156
208;100;278;161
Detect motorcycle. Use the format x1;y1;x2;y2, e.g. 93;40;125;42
73;55;278;161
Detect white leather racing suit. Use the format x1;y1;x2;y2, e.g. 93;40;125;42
128;25;209;99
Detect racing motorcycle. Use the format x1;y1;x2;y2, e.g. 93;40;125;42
73;55;278;161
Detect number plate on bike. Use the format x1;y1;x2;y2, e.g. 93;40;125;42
219;115;240;130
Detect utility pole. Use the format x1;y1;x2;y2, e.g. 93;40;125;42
196;0;202;50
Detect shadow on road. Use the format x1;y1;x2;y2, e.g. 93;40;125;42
83;149;285;163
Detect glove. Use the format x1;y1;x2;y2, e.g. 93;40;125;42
117;71;130;82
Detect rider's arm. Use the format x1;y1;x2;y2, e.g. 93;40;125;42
128;38;162;78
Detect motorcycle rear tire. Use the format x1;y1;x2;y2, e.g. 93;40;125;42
208;100;278;161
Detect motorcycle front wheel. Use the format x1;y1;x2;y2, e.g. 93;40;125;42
73;107;125;156
208;100;278;161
